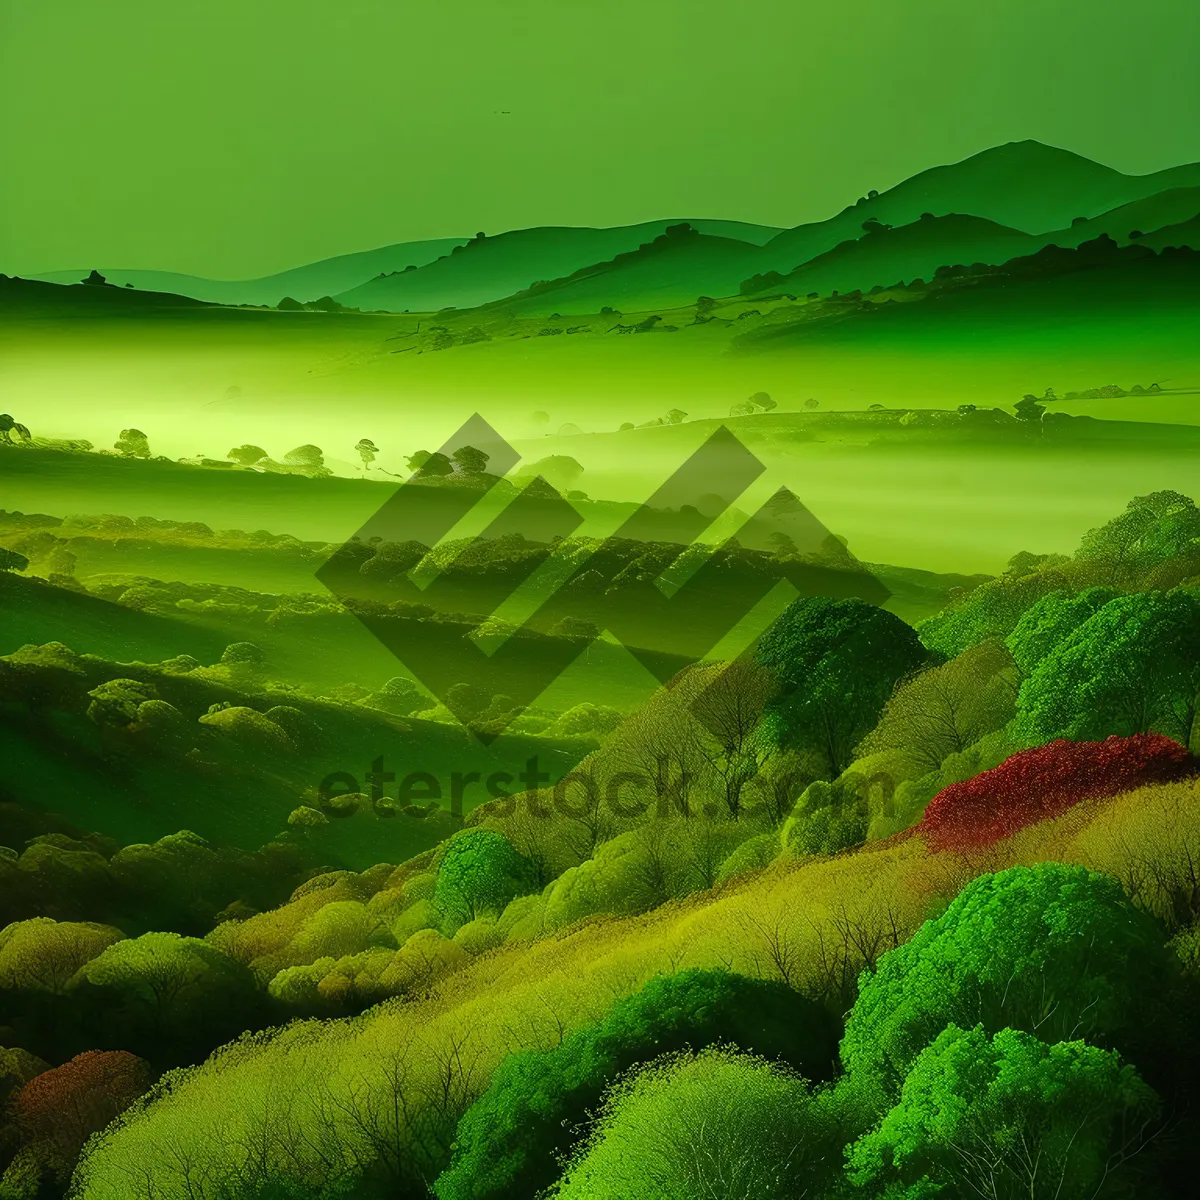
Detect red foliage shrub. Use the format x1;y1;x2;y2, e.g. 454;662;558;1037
14;1049;151;1180
920;733;1196;852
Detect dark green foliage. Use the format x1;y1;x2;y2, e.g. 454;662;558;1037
0;548;28;572
841;864;1171;1100
1013;591;1200;744
434;968;840;1200
757;597;928;774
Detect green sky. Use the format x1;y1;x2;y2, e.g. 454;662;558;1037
2;0;1198;280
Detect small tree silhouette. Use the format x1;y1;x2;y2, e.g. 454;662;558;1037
356;438;379;472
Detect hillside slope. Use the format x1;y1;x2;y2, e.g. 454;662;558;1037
486;224;766;316
757;140;1200;273
745;213;1037;296
334;220;774;313
28;237;469;307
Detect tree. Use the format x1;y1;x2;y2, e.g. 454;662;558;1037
0;547;29;572
757;597;929;775
858;638;1018;773
1005;586;1121;674
848;1025;1158;1200
433;830;536;925
86;678;156;731
690;658;778;818
781;776;869;857
0;414;32;443
355;438;379;472
374;676;427;716
517;454;584;492
1015;394;1046;420
1013;591;1200;745
804;397;819;409
82;269;109;285
227;444;267;466
451;444;490;475
918;568;1068;659
549;1048;843;1200
747;391;776;412
114;428;151;458
840;864;1172;1098
10;1050;152;1189
407;449;453;476
434;968;839;1200
282;445;329;476
1075;491;1200;585
921;733;1195;851
67;932;260;1065
221;640;267;668
664;407;688;425
0;917;124;995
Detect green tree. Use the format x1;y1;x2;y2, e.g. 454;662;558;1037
0;918;124;996
452;445;490;475
282;445;328;476
849;1025;1158;1200
858;638;1018;773
550;1048;843;1200
434;968;840;1200
355;438;379;472
374;676;427;715
1005;586;1120;675
407;449;453;476
918;568;1067;659
221;640;267;668
757;597;928;775
86;679;156;731
0;548;29;572
227;444;267;466
68;932;259;1065
1075;491;1200;584
114;428;151;458
840;864;1171;1099
1014;394;1046;420
1013;591;1200;744
433;830;536;925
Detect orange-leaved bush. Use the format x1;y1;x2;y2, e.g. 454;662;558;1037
920;734;1195;851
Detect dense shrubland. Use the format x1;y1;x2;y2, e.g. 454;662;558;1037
4;488;1200;1194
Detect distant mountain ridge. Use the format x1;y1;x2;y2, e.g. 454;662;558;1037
19;140;1200;317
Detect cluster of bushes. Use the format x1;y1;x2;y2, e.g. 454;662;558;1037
430;864;1191;1200
9;486;1200;1194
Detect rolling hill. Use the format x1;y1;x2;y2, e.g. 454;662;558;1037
755;140;1200;274
743;213;1038;296
28;237;469;307
1138;212;1200;251
482;223;767;316
333;220;779;313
